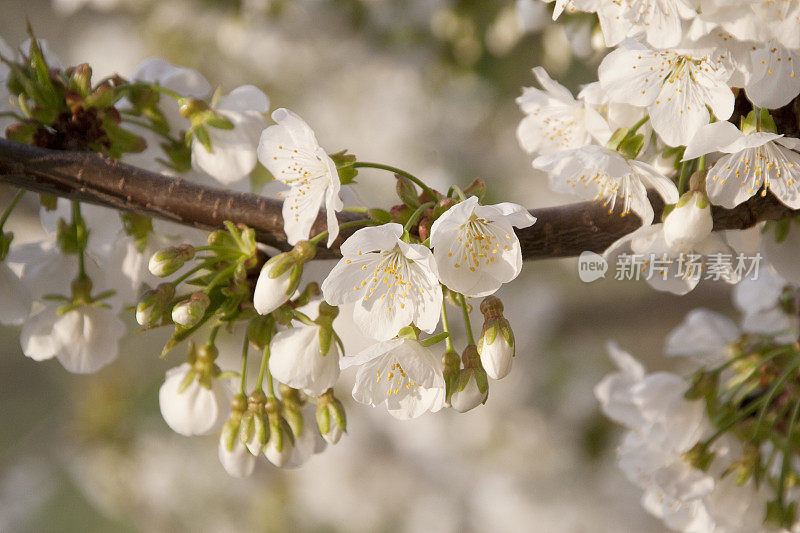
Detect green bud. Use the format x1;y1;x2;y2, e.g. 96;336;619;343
247;314;274;350
316;389;346;444
396;175;420;208
149;244;195;277
463;178;486;202
172;292;210;327
136;283;175;327
179;97;209;119
617;133;644;159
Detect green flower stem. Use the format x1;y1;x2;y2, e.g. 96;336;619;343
172;263;206;286
459;293;475;346
677;159;695;195
352;162;438;201
203;263;238;293
72;201;88;280
0;189;25;229
121;116;179;144
240;334;249;395
403;202;434;234
255;325;275;396
448;185;467;201
207;324;221;347
778;398;800;508
308;219;378;246
627;116;649;136
441;298;454;352
750;355;800;439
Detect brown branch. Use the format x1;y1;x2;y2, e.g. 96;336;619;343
0;138;796;261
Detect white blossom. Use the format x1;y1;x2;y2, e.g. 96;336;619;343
534;144;678;225
268;323;340;397
516;67;603;156
430;197;535;297
745;42;800;109
595;0;697;49
664;308;739;368
20;302;125;374
683;121;800;209
341;337;445;420
321;224;442;341
257;108;343;247
662;192;713;250
158;363;230;436
598;40;734;146
0;261;31;326
192;85;269;184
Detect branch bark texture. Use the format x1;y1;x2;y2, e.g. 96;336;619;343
0;138;796;261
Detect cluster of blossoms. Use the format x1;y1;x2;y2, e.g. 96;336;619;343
522;0;800;296
0;31;535;477
598;266;800;531
518;0;800;529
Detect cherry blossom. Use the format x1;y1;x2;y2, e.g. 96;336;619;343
257;108;343;247
321;223;442;341
429;196;535;297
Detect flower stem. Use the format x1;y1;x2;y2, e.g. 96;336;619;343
172;263;206;286
448;185;467;201
677;159;694;195
72;201;88;280
627;116;649;136
240;334;249;395
0;189;25;229
441;298;454;352
403;201;434;234
207;324;221;347
459;293;475;345
778;398;800;508
352;162;438;201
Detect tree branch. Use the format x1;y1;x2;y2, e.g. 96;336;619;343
0;138;796;261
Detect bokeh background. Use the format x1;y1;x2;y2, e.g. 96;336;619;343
0;1;745;531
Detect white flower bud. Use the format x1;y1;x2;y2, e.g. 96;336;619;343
478;297;515;380
148;245;194;277
253;260;292;315
265;422;294;467
136;284;175;327
450;373;488;412
663;191;713;251
158;362;230;436
218;436;257;478
322;424;343;445
172;292;210;327
479;334;514;380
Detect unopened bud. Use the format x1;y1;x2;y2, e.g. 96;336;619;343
450;345;488;412
179;97;209;119
172;292;210;327
463;178;486;201
316;389;346;445
478;297;514;380
149;245;195;277
136;283;176;326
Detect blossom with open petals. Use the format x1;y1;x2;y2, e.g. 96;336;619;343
321;223;442;341
430;196;535;297
258;108;343;247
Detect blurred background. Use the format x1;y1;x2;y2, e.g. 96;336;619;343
0;1;743;531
